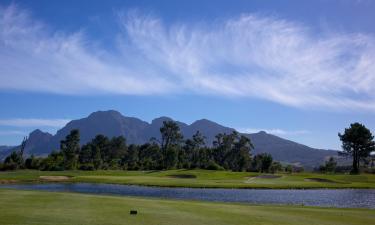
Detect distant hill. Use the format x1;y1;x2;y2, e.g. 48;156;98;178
1;110;339;168
0;145;16;160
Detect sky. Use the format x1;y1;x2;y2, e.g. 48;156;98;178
0;0;374;150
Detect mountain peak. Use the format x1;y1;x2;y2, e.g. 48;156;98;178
151;116;173;124
29;129;52;138
191;119;220;126
88;110;123;118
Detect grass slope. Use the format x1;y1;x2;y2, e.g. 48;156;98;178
0;189;374;225
1;169;375;189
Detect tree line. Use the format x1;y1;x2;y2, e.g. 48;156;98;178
0;121;283;172
3;121;373;174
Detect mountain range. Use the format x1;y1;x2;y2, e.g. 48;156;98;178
0;110;339;169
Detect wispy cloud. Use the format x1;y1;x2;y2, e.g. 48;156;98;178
1;5;375;111
0;118;70;127
238;128;310;136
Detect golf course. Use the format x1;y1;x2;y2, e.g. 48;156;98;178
0;188;374;225
1;169;375;189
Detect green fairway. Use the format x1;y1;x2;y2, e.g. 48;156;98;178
0;189;373;225
1;169;375;189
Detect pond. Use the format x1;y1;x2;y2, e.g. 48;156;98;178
1;183;374;208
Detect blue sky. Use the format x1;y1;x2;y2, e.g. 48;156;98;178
0;0;374;149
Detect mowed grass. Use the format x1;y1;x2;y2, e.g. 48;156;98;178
1;169;375;189
0;189;374;225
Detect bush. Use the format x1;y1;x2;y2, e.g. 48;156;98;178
206;161;224;170
79;163;95;171
269;161;283;173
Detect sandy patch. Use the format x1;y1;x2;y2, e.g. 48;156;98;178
256;175;282;179
0;179;18;184
304;178;339;183
167;174;197;179
244;174;282;183
39;176;70;181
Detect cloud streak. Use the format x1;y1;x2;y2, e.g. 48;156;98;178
0;118;70;127
238;128;310;136
1;5;375;110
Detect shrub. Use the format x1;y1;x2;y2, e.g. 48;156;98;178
79;163;95;171
206;161;224;170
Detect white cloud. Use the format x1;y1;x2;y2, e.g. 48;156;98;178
0;118;70;127
238;128;310;136
1;5;375;111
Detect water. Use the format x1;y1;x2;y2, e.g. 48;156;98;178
1;183;374;208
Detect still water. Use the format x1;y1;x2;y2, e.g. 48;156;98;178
1;183;374;208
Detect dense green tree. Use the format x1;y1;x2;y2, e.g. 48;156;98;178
3;151;23;170
252;153;273;172
2;137;28;170
40;151;64;171
92;145;102;170
159;121;183;168
212;132;253;171
24;155;41;169
91;135;110;162
213;132;236;166
124;144;139;170
225;135;253;171
269;161;283;173
183;131;206;168
138;143;163;170
160;121;184;151
339;123;375;174
60;129;80;170
107;136;128;161
79;144;93;164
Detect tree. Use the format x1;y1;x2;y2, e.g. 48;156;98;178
324;157;337;173
339;123;375;174
60;129;80;170
3;151;23;170
213;132;236;166
40;151;64;171
269;161;283;174
159;121;183;169
107;136;127;168
138;143;163;170
92;145;102;170
252;153;273;173
25;155;41;169
183;131;206;168
160;121;183;150
2;136;28;170
212;132;253;171
227;135;253;171
125;144;139;170
285;164;293;173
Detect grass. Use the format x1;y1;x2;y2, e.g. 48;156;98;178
0;189;373;225
0;169;375;189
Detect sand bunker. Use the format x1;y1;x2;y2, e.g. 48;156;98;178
168;174;197;179
244;174;282;183
256;175;282;179
0;179;18;184
304;178;339;183
39;176;70;181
